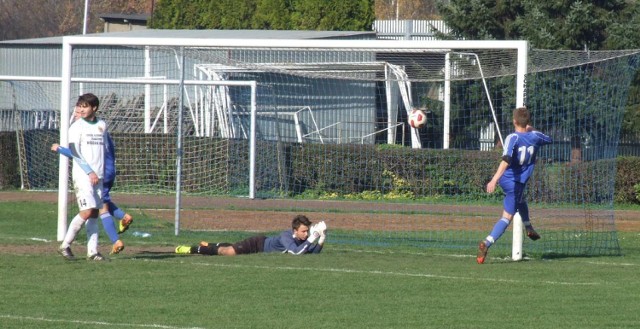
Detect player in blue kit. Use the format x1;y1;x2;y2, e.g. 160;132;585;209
175;215;326;256
477;107;553;264
99;131;134;253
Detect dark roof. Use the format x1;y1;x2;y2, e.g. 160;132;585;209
0;29;376;44
99;13;150;23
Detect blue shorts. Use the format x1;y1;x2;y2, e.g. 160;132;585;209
499;177;526;216
102;180;114;203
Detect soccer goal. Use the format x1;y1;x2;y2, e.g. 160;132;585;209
25;36;638;260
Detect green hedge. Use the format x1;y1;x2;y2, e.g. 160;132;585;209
288;143;497;198
2;131;640;204
615;156;640;203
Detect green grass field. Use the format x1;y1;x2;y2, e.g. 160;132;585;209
1;200;639;329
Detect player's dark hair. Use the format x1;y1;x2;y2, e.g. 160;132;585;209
76;93;100;109
291;215;312;229
513;106;530;128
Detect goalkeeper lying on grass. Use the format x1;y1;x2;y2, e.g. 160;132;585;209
175;215;326;256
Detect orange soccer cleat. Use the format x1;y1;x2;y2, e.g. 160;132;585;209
477;241;488;264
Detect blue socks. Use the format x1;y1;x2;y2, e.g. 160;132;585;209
100;212;120;244
107;201;126;220
485;217;511;248
517;203;533;230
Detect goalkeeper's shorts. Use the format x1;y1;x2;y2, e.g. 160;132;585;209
232;235;267;254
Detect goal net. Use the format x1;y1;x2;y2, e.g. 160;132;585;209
5;37;638;259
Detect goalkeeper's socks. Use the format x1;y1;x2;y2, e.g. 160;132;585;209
486;217;510;247
196;245;219;255
100;213;120;244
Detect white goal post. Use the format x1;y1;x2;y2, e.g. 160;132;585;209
57;36;528;260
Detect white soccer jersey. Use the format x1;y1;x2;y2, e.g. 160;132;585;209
68;118;107;180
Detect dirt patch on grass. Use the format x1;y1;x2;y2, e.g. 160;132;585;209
3;190;639;231
1;190;639;258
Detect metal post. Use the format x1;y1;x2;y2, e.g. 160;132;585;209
174;47;185;236
57;41;73;241
249;82;257;199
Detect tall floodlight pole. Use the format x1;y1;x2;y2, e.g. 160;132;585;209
80;0;89;95
83;0;90;35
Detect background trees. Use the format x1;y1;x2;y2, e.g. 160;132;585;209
2;0;639;137
374;0;439;20
0;0;150;41
148;0;375;31
436;0;638;50
436;0;640;138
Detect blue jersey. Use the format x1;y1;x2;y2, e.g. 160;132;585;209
263;229;322;255
501;130;552;184
103;132;116;184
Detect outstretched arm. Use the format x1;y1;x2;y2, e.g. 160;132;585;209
527;125;553;145
51;143;98;184
52;144;73;159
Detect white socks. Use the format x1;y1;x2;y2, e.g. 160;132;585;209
60;214;85;249
59;214;100;256
86;217;99;256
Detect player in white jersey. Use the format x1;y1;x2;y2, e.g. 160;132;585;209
52;93;108;261
55;107;134;255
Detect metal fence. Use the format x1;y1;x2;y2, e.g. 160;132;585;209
619;134;640;157
372;20;451;40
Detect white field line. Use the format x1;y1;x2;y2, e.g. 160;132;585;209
0;314;206;329
584;261;640;267
134;258;602;286
336;247;640;267
30;237;51;242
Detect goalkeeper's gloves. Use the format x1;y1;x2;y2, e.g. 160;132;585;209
316;220;327;234
307;223;321;243
317;221;327;245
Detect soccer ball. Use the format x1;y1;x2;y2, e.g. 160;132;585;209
408;109;427;129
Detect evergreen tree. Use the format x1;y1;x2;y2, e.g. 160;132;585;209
150;0;374;31
436;0;629;51
252;0;292;30
436;0;640;139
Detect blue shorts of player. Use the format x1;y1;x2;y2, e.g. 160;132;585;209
232;235;267;254
101;180;126;219
103;180;114;203
499;176;526;216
